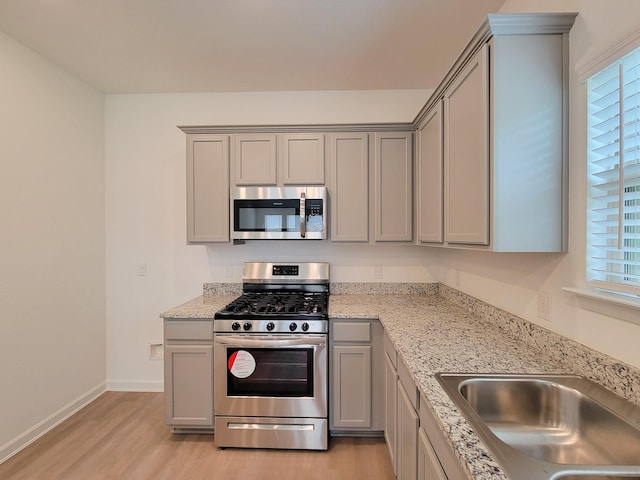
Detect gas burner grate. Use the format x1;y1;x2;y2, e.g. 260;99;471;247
216;291;328;319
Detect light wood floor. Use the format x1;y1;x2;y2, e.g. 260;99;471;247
0;392;395;480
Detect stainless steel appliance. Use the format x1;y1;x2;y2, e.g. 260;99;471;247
231;186;327;240
213;262;329;450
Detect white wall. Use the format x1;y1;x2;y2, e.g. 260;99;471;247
0;31;105;459
104;90;436;390
433;0;640;368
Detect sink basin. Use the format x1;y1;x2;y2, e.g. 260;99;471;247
436;374;640;480
458;377;640;464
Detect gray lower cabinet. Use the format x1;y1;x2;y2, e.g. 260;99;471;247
164;319;214;430
384;329;466;479
418;393;468;479
417;427;447;480
398;384;419;480
397;356;420;480
330;318;384;433
384;331;398;473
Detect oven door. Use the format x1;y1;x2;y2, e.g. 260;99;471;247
214;334;327;418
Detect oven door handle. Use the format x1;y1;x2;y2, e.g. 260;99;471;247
214;335;326;348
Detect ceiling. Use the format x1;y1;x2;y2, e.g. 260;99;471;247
0;0;505;94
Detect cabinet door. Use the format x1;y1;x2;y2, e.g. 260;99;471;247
418;428;447;480
233;134;277;185
186;134;230;243
329;133;369;242
164;345;214;427
444;44;489;245
331;345;372;429
280;133;325;184
373;132;413;242
417;103;444;244
384;352;398;474
398;382;419;480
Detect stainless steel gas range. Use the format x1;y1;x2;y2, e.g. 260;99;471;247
213;262;329;450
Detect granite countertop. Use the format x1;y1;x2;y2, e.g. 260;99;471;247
161;283;640;480
160;294;237;319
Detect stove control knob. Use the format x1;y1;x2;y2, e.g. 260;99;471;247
289;322;298;332
231;322;241;331
301;322;310;332
243;322;252;331
266;322;275;331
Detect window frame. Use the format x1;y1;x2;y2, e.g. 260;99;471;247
586;42;640;299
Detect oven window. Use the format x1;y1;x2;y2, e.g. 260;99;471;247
226;348;314;397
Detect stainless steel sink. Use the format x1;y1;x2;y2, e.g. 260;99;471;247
436;374;640;480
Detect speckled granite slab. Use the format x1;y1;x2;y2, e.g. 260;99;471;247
330;282;439;295
160;293;236;318
203;282;243;296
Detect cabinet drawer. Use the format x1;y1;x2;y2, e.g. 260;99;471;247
332;321;371;342
398;358;419;411
384;332;397;368
165;320;213;341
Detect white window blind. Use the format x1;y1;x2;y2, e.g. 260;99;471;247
587;45;640;296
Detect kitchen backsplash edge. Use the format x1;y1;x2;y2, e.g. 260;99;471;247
202;282;439;296
203;283;243;296
330;282;439;295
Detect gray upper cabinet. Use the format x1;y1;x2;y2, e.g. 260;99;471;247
373;132;413;242
414;13;577;252
232;134;277;185
329;133;369;242
444;45;489;246
232;133;325;186
416;103;444;244
186;134;230;243
280;133;326;185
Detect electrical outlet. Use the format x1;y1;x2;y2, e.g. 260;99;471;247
149;343;163;360
373;265;383;280
537;291;551;321
137;262;147;276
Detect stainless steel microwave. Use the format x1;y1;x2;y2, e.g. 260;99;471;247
231;186;327;240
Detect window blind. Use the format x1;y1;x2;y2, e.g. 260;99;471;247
587;46;640;296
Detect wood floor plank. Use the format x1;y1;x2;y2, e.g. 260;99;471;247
0;392;395;480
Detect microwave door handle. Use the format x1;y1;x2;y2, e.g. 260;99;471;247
299;192;306;238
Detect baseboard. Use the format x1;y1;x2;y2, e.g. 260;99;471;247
0;382;106;464
106;379;164;392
